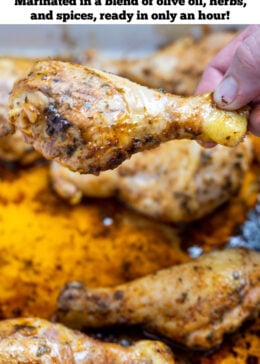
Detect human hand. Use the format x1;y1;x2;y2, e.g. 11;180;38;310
196;25;260;136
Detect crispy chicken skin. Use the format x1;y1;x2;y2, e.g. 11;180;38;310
51;138;252;221
0;317;175;364
9;60;248;174
0;57;40;164
79;32;236;96
56;249;260;350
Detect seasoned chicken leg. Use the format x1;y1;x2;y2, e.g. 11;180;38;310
0;317;175;363
50;138;252;221
9;60;248;174
56;249;260;350
0;32;234;162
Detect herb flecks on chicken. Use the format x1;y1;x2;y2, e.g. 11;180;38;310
9;60;248;174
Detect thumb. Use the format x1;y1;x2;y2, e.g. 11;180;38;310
214;28;260;110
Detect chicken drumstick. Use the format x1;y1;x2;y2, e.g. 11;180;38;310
0;317;175;363
56;249;260;350
9;60;248;174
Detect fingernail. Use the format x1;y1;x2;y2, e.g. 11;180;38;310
214;76;238;106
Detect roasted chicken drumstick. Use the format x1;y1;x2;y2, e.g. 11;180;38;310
56;249;260;350
51;138;252;222
10;60;248;174
0;317;175;363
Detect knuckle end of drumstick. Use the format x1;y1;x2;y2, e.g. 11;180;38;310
201;96;249;147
